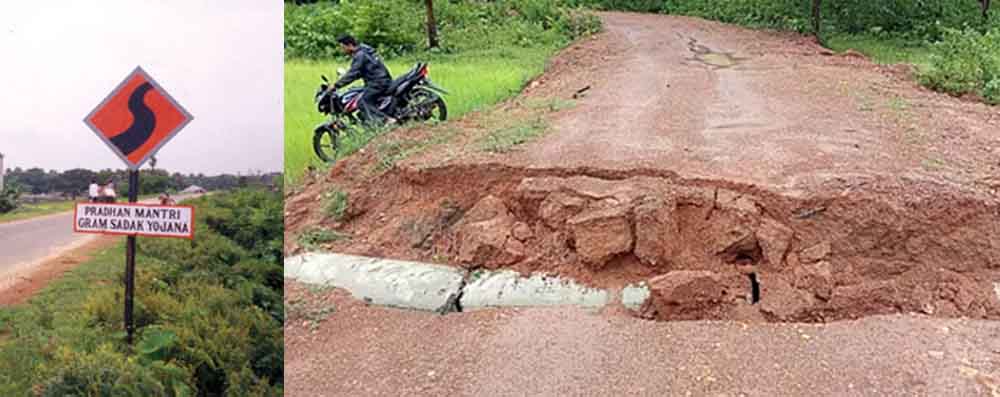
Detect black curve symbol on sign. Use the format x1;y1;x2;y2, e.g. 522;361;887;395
110;82;157;156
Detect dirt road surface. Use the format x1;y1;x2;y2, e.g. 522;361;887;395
503;13;1000;193
286;281;1000;397
284;12;1000;396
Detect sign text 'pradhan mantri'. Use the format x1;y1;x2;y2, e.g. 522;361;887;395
74;202;195;239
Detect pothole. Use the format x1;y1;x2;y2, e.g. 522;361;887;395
686;37;745;69
323;163;1000;323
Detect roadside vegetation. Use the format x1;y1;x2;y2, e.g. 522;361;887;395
0;198;73;224
283;0;601;184
0;188;283;396
0;182;22;215
563;0;999;104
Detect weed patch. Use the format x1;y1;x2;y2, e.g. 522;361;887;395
297;227;348;251
322;189;349;220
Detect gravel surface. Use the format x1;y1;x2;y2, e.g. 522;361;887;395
285;281;1000;397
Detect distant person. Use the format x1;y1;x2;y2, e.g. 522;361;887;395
88;179;100;202
330;34;395;125
159;193;176;205
102;180;117;203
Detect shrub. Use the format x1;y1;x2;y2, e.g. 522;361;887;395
919;28;1000;103
36;344;194;397
0;181;20;214
285;0;601;60
9;188;284;396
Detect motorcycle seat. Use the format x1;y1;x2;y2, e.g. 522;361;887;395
388;63;425;94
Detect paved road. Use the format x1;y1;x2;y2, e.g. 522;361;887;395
0;194;200;274
0;212;93;273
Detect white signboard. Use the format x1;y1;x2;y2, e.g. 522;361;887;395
74;202;195;239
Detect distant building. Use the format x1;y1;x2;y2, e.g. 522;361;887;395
180;185;207;194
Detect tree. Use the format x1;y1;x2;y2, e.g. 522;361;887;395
983;0;992;22
424;0;439;48
811;0;824;42
53;168;97;199
0;181;21;213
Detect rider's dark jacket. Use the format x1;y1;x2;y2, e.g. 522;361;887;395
333;44;392;91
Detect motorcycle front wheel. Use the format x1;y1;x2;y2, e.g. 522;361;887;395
313;124;340;163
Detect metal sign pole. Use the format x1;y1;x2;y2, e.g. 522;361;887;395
124;169;139;345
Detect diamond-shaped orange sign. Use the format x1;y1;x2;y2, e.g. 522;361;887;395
84;66;193;169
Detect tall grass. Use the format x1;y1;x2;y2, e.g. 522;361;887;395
284;48;557;184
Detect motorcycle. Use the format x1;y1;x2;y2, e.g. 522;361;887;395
312;62;449;162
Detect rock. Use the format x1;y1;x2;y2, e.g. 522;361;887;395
633;196;680;267
567;205;633;268
800;241;831;263
457;217;514;267
511;222;533;241
463;195;509;223
501;238;526;264
793;261;833;300
717;189;760;215
455;195;517;267
756;218;794;267
539;192;586;228
643;270;728;320
759;276;816;321
715;222;759;263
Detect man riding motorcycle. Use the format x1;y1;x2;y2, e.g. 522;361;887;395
329;34;396;125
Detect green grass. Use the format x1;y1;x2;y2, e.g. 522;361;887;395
0;244;129;393
0;200;77;224
284;47;561;184
479;117;550;153
0;194;171;224
296;227;348;251
322;189;349;220
825;34;934;71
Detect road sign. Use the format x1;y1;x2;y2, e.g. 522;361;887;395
74;202;195;239
81;65;193;346
84;66;193;170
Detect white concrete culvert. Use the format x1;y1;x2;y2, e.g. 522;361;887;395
284;253;465;312
460;270;610;311
621;282;651;311
284;253;629;312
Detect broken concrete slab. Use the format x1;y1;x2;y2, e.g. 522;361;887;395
622;282;651;311
284;253;465;312
461;270;609;310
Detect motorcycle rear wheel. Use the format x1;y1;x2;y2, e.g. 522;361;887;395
407;90;448;122
313;124;340;163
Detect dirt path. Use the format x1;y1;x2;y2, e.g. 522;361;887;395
285;281;1000;396
503;13;1000;193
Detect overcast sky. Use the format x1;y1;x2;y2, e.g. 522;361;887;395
0;1;283;175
